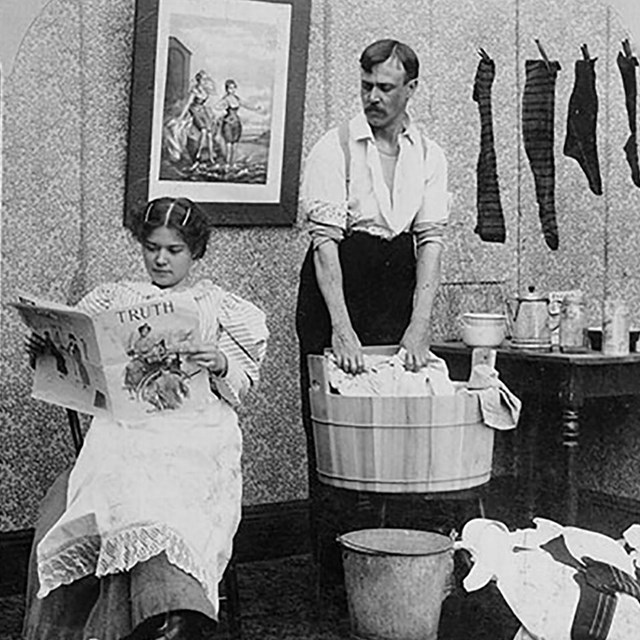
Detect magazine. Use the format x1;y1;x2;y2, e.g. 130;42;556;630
11;291;211;420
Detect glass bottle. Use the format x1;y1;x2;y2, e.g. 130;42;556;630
559;291;587;353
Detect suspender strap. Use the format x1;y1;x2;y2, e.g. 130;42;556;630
337;120;430;196
338;121;351;191
416;124;429;164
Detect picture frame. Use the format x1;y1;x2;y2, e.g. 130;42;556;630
125;0;310;227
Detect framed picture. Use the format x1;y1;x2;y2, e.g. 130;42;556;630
125;0;310;226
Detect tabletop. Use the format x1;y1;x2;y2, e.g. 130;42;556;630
431;341;640;403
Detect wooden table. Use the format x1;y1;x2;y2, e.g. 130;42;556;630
430;341;640;525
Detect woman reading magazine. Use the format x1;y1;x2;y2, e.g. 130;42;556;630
23;197;269;640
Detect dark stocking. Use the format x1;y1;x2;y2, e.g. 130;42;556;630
541;536;617;640
522;59;562;250
472;56;506;242
617;51;640;188
581;556;640;603
563;58;603;195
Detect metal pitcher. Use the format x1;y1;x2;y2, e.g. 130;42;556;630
506;286;551;349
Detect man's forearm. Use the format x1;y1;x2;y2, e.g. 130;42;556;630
312;241;353;333
410;242;443;328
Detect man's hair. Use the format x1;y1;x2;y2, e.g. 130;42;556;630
359;39;419;83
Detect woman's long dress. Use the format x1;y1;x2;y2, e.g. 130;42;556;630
23;280;268;640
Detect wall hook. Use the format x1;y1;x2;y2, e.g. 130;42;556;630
621;38;633;58
477;47;491;62
534;38;552;71
580;43;591;61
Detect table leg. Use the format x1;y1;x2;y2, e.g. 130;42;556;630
561;405;580;525
516;396;541;524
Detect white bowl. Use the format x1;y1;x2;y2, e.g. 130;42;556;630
459;312;508;348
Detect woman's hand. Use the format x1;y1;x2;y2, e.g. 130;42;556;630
187;344;228;377
331;326;364;375
25;333;48;369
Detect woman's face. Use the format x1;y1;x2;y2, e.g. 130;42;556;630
142;226;195;289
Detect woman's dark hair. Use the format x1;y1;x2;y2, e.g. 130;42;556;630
359;39;419;83
129;197;210;260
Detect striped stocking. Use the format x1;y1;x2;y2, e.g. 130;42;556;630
522;59;562;250
472;56;505;243
563;58;603;195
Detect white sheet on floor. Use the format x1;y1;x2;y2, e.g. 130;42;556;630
458;518;640;640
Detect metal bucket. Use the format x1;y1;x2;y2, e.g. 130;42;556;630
338;528;454;640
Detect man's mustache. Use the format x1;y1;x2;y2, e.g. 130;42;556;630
365;106;385;115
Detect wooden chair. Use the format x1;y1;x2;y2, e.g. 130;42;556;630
66;409;242;639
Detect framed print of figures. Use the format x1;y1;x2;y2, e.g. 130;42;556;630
125;0;310;226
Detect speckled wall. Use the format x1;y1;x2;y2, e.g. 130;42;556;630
1;0;640;531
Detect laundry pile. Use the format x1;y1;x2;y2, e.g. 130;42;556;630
326;349;454;397
326;351;522;431
458;517;640;640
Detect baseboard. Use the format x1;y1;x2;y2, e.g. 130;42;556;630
580;488;640;538
3;488;637;598
0;499;311;597
0;528;33;597
235;499;311;562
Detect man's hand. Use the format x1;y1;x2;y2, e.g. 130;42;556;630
331;326;365;374
399;323;431;372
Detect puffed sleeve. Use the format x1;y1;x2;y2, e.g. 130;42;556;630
209;292;269;408
74;283;120;314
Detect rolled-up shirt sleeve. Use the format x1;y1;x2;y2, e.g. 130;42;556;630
301;130;349;248
412;139;452;247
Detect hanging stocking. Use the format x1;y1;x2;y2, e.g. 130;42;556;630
617;42;640;188
472;52;505;243
522;59;562;250
563;52;603;195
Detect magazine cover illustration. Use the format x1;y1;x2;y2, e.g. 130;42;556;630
12;292;210;420
94;291;209;419
13;296;110;416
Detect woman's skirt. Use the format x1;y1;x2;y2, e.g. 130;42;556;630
221;110;242;144
23;404;242;640
189;103;214;132
22;470;217;640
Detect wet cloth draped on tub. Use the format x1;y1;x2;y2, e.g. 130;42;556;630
465;363;522;430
